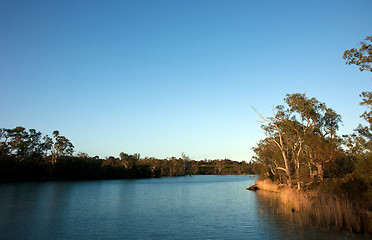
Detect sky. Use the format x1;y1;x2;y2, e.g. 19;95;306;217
0;0;371;161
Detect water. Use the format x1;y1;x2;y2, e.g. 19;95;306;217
0;175;361;239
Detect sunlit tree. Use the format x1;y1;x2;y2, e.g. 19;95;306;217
51;130;74;164
253;93;342;189
343;36;372;72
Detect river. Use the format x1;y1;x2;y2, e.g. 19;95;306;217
0;175;362;239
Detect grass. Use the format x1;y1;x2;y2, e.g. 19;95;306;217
256;179;281;192
255;179;372;234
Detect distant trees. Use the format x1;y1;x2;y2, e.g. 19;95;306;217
0;127;67;159
119;152;139;169
0;128;254;182
0;127;75;181
50;131;74;164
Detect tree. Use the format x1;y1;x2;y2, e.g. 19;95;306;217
285;93;341;182
253;93;342;189
76;152;89;158
0;127;50;159
119;152;139;169
343;35;372;207
51;130;74;164
352;92;372;151
343;35;372;150
252;106;293;187
181;152;191;175
343;36;372;72
252;138;286;181
6;127;29;157
0;128;11;157
26;129;45;157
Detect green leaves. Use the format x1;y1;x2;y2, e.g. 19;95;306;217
0;127;74;164
0;127;47;158
253;93;343;187
343;35;372;72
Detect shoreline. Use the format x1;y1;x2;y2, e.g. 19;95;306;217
248;179;372;235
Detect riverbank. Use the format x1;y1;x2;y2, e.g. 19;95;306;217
250;179;372;235
0;154;255;182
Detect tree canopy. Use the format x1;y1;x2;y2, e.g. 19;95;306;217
343;35;372;72
0;126;254;181
252;35;372;214
252;93;343;189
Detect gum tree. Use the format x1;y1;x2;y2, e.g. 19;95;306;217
343;36;372;72
344;35;372;202
51;130;74;164
253;93;342;189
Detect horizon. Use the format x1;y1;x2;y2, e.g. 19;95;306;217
1;0;371;161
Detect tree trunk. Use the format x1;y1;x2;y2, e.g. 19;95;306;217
280;150;292;187
315;162;324;181
296;160;300;190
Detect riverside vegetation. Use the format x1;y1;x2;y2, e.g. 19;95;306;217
2;36;371;235
0;127;254;182
251;36;372;235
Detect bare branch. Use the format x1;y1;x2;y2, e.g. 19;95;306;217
276;167;288;172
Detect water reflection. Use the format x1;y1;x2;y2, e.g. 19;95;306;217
255;190;364;240
0;176;364;240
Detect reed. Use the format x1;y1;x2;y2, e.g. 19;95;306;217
255;179;280;192
255;179;372;234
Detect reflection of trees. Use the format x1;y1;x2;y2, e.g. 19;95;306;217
255;191;352;239
254;190;314;239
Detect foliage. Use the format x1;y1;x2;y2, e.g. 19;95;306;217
0;127;48;158
252;93;343;189
343;36;372;72
252;91;372;210
0;126;254;182
252;36;372;223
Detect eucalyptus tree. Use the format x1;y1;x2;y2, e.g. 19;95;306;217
0;128;10;156
50;130;74;164
181;152;191;175
119;152;140;169
27;129;45;157
253;93;342;189
343;36;372;73
0;127;51;159
343;35;372;146
343;35;372;151
252;137;286;182
6;127;29;157
252;106;294;187
343;35;372;200
284;93;341;183
352;92;372;152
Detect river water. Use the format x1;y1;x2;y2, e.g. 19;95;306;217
0;175;361;239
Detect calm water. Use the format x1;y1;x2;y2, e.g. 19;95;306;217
0;175;360;239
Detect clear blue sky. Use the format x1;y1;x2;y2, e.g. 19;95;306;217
1;0;371;161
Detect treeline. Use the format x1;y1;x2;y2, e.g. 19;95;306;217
0;127;253;182
252;36;372;209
